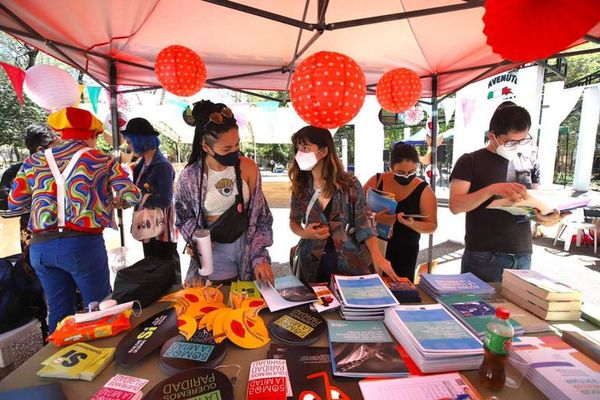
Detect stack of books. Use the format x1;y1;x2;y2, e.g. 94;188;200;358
383;277;421;302
37;343;115;381
384;304;484;373
502;269;582;321
332;274;399;320
490;301;551;333
419;273;495;299
438;294;523;339
510;336;600;400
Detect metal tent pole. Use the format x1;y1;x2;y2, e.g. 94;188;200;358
427;74;439;273
109;59;125;248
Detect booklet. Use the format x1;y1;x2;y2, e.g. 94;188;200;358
359;372;482;400
502;269;581;301
267;345;362;400
334;274;399;309
309;283;341;313
438;294;523;339
487;191;590;216
419;272;495;298
327;320;409;378
246;359;292;400
37;343;115;381
366;188;397;239
90;374;149;400
257;275;317;312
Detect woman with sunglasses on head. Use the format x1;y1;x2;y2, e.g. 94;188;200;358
289;126;400;284
174;100;274;285
364;143;438;282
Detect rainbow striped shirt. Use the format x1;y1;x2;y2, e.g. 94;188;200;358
9;140;141;233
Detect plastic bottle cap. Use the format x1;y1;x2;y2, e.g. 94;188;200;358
496;307;510;320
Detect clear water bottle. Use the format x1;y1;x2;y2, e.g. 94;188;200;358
478;307;514;390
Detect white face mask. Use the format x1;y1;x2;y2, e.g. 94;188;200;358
494;136;520;161
295;150;319;171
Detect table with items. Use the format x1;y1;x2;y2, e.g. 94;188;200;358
1;272;599;400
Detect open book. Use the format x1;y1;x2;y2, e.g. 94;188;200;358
487;190;590;216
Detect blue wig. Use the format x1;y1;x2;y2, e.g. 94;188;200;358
124;133;160;154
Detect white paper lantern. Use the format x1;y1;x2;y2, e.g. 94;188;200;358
24;64;80;111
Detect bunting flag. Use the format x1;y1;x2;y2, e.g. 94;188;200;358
461;98;476;127
0;61;26;105
73;83;85;107
86;85;102;113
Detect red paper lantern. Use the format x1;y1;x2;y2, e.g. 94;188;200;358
483;0;600;63
376;68;422;113
155;45;206;97
290;51;366;129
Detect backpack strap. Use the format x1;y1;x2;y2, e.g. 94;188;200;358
45;147;89;229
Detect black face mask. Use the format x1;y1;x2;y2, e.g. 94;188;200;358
210;148;240;166
394;173;416;186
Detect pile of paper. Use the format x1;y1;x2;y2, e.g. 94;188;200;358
332;274;399;320
510;336;600;400
384;304;483;373
419;272;495;299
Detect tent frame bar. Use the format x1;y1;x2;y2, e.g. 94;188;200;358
0;24;155;73
202;0;315;31
0;4;108;89
428;74;439;272
208;81;286;103
325;1;484;30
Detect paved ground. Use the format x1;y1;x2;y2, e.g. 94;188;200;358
1;177;599;380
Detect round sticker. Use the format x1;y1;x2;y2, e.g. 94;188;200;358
268;308;325;346
160;331;227;375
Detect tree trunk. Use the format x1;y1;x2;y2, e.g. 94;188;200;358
26;46;38;68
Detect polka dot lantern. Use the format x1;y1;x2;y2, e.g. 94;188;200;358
376;68;422;113
290;51;366;129
155;45;206;97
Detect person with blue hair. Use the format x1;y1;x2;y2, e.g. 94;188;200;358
122;118;181;282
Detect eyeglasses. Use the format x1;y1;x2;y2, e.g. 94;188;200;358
203;107;234;129
498;134;532;148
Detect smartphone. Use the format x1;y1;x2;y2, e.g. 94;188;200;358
401;214;428;219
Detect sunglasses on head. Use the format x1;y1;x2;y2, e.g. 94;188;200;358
203;107;234;129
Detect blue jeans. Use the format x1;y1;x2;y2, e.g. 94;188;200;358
30;235;111;333
461;250;531;283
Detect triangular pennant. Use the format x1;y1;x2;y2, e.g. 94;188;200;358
86;86;102;113
0;61;26;105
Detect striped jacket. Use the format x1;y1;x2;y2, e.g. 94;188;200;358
9;140;141;233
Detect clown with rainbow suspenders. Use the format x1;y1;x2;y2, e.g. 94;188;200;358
8;107;141;333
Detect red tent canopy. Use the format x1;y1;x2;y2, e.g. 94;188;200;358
1;0;599;97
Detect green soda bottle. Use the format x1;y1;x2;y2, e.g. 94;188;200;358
478;307;514;390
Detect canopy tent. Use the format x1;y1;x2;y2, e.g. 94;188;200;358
2;0;598;98
2;0;599;267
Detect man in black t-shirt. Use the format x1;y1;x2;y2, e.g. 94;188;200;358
449;105;560;282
